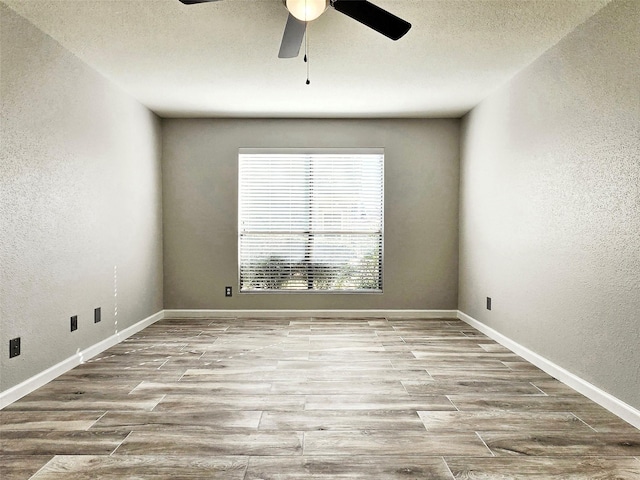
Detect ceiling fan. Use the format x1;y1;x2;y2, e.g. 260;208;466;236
178;0;412;58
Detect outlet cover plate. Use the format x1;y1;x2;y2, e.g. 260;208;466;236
9;337;20;358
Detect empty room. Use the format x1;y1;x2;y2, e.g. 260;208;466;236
1;0;639;478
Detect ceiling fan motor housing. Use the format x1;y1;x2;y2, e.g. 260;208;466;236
284;0;329;22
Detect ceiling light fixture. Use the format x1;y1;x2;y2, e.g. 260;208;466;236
285;0;329;22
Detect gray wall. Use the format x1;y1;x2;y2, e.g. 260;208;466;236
0;5;164;391
162;118;460;310
459;0;639;408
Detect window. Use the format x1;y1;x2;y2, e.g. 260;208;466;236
239;149;383;292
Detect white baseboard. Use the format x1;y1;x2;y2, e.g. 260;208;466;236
0;310;164;409
457;310;640;430
162;309;459;319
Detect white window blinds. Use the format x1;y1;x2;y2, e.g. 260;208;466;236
238;150;384;292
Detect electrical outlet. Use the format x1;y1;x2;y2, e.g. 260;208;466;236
70;315;78;332
94;307;101;323
486;297;492;311
9;337;20;358
225;286;233;297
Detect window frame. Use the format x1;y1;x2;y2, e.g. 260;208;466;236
237;148;384;294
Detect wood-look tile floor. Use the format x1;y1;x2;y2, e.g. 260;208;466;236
2;317;639;479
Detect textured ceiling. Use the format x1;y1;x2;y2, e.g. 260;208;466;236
2;0;610;118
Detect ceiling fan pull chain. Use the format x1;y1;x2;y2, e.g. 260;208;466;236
305;21;311;84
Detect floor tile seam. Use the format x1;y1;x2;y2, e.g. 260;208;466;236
474;431;496;457
480;453;640;457
23;454;55;480
240;455;250;480
443;454;640;459
441;395;460;411
473;429;640;438
257;410;266;430
415;408;601;417
529;382;550;396
86;411;109;430
109;430;133;457
397;427;603;436
569;411;600;432
441;455;457;480
242;455;255;480
255;425;432;434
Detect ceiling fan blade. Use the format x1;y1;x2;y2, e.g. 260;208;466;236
278;13;306;58
178;0;222;5
332;0;411;40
